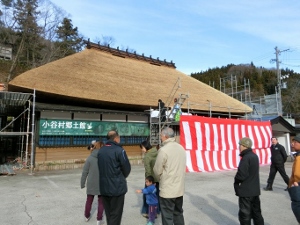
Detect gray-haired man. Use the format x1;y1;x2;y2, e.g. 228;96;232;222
153;127;186;225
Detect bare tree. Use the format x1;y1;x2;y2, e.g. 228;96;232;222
120;45;135;53
93;35;115;47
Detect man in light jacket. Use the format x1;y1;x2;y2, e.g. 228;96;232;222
153;127;186;225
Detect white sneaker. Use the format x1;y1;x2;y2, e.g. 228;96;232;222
97;220;105;225
85;217;90;222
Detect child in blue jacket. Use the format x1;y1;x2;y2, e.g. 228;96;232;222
136;176;158;225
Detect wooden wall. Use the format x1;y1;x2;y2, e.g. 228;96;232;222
35;145;143;162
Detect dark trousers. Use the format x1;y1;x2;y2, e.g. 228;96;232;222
267;163;289;185
160;196;185;225
291;201;300;224
84;195;104;220
142;182;160;214
102;195;125;225
238;196;264;225
148;205;157;223
288;185;300;223
161;109;167;122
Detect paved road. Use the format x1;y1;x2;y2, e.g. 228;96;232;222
0;162;297;225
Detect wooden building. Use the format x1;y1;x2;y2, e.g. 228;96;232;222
4;42;252;168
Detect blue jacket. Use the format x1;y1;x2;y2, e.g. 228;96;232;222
97;141;131;196
142;184;158;206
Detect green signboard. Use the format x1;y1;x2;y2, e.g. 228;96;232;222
39;119;149;136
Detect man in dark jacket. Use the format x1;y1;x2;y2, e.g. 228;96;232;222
158;99;166;122
264;137;289;191
98;130;131;225
234;137;264;225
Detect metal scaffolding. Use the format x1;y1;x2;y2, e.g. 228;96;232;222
0;90;36;171
149;78;188;146
219;74;280;119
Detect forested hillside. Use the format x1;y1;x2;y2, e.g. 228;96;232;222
1;1;300;121
0;0;119;87
0;0;84;83
191;63;300;120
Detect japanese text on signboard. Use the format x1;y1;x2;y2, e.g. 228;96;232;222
39;119;149;136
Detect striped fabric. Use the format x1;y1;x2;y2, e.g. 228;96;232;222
180;116;272;172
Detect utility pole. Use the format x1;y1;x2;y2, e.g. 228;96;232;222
273;46;289;116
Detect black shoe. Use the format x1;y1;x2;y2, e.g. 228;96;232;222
284;187;288;191
263;184;273;191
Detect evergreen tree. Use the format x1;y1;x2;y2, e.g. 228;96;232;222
7;0;42;81
14;0;43;64
55;17;83;57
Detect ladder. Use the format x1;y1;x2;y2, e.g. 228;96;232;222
149;118;160;146
148;77;189;146
167;93;189;121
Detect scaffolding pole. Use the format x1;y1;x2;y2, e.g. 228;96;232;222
25;100;30;167
30;89;36;174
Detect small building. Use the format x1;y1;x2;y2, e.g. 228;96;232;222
0;43;12;60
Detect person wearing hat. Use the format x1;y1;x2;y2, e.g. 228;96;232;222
263;137;289;191
234;137;264;225
288;134;300;224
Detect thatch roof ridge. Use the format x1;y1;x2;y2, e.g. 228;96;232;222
8;47;252;114
85;40;176;68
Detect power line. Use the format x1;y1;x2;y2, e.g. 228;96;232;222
251;51;274;62
281;62;300;68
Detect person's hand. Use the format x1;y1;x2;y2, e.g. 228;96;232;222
294;182;299;186
136;189;142;193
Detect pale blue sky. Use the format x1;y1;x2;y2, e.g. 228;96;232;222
50;0;300;74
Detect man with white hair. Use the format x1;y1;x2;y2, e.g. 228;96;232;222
153;127;186;225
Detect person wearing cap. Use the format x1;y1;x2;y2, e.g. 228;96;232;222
263;137;289;191
288;134;300;224
234;137;264;225
81;141;105;225
97;130;131;225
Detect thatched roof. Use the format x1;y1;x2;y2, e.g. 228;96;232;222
8;44;252;114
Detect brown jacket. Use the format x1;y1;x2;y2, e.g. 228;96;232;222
289;153;300;187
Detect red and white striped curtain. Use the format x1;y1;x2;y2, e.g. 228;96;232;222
180;115;272;172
